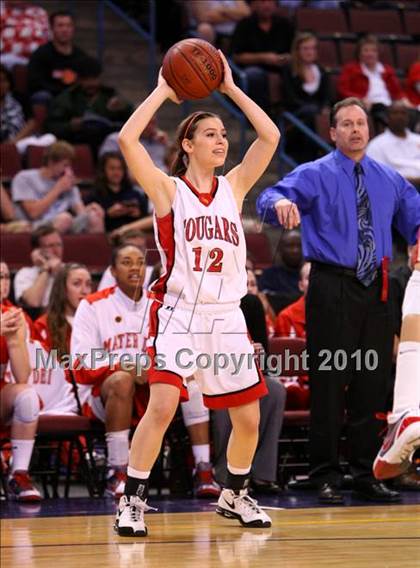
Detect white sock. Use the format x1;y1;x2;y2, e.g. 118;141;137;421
11;439;35;473
105;430;130;467
402;270;420;318
227;463;251;476
127;466;150;479
389;341;420;422
192;444;210;466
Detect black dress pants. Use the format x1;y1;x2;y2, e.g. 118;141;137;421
306;263;393;485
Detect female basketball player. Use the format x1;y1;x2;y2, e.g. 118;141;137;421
373;238;420;479
116;51;280;536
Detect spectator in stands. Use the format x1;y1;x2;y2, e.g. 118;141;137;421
0;184;30;233
258;229;303;311
281;32;332;162
70;244;150;498
100;116;169;172
46;57;133;156
367;103;420;190
189;1;251;47
231;0;295;113
405;59;420;110
28;10;88;102
0;261;42;501
275;262;311;411
247;268;275;337
92;152;149;233
11;141;104;234
0;64;37;144
275;261;310;338
213;289;286;494
337;35;406;131
14;224;64;309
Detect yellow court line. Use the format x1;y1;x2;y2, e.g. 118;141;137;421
274;516;420;527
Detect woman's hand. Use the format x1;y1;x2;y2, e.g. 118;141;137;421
217;50;235;95
1;308;26;342
157;68;183;104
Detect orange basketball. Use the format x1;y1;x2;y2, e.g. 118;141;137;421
162;38;224;100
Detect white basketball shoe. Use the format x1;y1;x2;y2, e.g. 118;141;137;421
115;495;156;537
216;488;272;528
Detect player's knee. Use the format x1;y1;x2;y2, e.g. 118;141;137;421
108;371;135;399
13;385;40;423
233;411;260;437
148;398;178;427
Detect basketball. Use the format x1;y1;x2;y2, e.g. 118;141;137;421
162;38;224;100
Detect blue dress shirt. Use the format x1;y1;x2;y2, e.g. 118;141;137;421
256;150;420;269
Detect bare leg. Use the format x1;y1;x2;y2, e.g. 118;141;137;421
227;400;260;470
129;383;180;471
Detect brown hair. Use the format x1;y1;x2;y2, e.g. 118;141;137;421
170;111;221;177
43;141;75;166
330;97;368;127
46;263;90;361
355;34;379;61
30;223;61;249
291;32;317;80
95;151;131;198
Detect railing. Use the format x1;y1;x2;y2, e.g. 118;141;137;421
278;111;334;174
97;0;157;92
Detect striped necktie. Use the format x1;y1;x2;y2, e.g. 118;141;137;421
354;163;377;286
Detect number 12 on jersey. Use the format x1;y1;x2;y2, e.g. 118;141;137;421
192;246;224;272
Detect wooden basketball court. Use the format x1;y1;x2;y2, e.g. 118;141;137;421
2;504;419;567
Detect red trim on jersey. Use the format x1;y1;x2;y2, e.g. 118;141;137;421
203;360;268;409
181;175;219;206
147;364;189;402
150;211;176;302
85;286;117;305
72;362;122;396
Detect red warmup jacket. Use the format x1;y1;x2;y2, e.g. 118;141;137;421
406;62;420;106
337;61;404;101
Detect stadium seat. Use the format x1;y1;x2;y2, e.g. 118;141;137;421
317;40;340;70
395;43;419;72
339;40;394;66
25;144;45;168
26;144;95;185
296;7;349;35
403;10;420;36
245;232;273;270
268;336;307;376
34;414;101;498
62;234;112;272
268;337;310;483
11;64;28;98
145;234;161;266
0;143;22;183
348;9;403;36
315;113;331;144
0;233;31;271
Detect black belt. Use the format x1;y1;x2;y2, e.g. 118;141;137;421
311;261;378;280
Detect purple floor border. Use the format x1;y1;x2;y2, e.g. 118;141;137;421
1;490;419;519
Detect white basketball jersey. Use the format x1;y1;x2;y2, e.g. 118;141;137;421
150;175;247;304
5;339;80;416
71;286;150;383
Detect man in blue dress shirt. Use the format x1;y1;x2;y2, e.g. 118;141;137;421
257;97;420;504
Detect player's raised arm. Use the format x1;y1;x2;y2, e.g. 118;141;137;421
118;73;181;217
220;51;280;200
